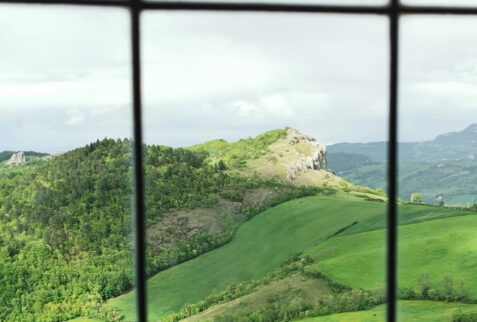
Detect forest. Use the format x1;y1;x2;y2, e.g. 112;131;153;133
0;133;327;321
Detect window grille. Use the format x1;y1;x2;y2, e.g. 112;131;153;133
2;0;476;321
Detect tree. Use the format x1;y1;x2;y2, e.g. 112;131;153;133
439;200;445;207
411;193;422;204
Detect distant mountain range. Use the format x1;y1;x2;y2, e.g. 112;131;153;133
328;123;477;164
327;124;477;206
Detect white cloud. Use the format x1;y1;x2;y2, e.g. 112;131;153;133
3;8;477;152
66;116;85;126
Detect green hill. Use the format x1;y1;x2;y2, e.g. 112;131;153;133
108;196;472;321
340;160;477;206
108;196;384;320
327;123;477;163
327;124;477;206
191;127;343;188
0;150;48;163
305;213;477;299
304;300;477;322
1;137;310;321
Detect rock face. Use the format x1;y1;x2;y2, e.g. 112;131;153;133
247;128;336;187
6;151;26;165
283;128;327;181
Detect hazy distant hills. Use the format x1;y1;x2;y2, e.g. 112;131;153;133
328;123;477;164
327;124;477;206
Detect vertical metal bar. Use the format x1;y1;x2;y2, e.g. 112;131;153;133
130;2;147;321
387;0;399;321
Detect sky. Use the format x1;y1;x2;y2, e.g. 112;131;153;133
1;4;477;153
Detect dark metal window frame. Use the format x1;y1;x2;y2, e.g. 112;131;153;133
2;0;477;320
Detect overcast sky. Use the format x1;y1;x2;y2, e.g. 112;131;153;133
1;4;477;153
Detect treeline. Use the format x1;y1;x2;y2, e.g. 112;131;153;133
163;254;385;322
146;231;234;276
452;310;477;322
399;274;473;303
0;150;48;162
214;287;385;322
241;185;337;220
189;128;289;169
162;254;315;322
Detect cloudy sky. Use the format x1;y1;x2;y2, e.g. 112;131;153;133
1;4;477;153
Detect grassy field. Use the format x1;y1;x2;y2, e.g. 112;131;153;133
306;213;477;297
108;195;474;321
184;273;332;322
108;196;384;320
304;300;477;321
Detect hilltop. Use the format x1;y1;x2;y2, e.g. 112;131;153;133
0;130;360;321
190;128;341;187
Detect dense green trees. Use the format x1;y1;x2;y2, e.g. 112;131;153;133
0;136;341;321
0;138;273;321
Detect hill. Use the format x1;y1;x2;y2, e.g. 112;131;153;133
6;127;473;321
0;150;49;163
340;160;477;205
108;196;383;320
305;213;477;299
0;138;294;321
0;129;352;321
304;300;477;322
190;128;342;187
108;196;472;321
327;123;477;163
326;152;377;175
327;124;477;206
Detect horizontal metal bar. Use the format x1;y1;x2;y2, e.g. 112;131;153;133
402;5;477;15
0;0;389;13
2;0;477;16
0;0;126;7
139;2;388;13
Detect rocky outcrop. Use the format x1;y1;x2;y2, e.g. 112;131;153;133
283;129;327;181
285;149;327;181
6;151;26;165
247;128;340;187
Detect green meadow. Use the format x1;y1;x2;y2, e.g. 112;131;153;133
108;196;384;320
306;212;477;297
109;195;473;320
304;300;477;322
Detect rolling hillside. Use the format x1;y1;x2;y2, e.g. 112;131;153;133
339;160;477;205
327;124;477;206
327;123;477;163
108;196;473;321
304;301;477;322
305;213;477;298
108;196;384;320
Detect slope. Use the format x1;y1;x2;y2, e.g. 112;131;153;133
305;213;477;298
108;196;385;320
304;300;477;322
341;160;477;206
327;123;477;163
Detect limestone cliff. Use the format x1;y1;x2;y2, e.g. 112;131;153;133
5;151;26;166
248;128;340;187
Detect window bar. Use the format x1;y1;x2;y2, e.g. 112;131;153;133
1;0;477;321
387;0;399;321
130;0;147;321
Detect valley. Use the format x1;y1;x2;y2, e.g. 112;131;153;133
328;124;477;206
